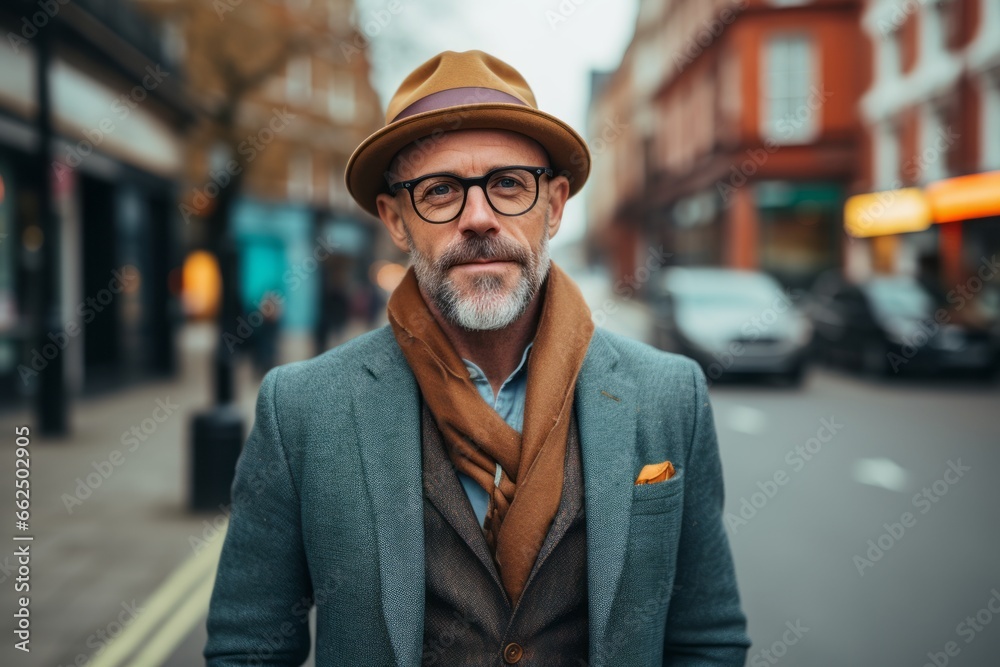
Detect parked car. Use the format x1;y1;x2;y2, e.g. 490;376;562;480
649;267;812;384
804;272;999;378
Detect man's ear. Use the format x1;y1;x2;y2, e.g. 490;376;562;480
376;193;412;254
544;174;571;238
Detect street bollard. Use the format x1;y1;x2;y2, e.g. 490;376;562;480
190;404;244;512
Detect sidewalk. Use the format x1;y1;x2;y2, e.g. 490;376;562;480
0;322;324;666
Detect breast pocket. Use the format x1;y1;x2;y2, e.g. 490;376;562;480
623;466;685;607
631;466;684;516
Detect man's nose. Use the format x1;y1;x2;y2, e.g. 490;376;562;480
456;185;500;236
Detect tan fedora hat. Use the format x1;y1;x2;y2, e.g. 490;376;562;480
345;50;591;217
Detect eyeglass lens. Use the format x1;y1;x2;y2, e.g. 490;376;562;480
411;168;539;222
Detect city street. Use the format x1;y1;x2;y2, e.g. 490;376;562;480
4;0;999;664
712;368;1000;666
3;281;998;666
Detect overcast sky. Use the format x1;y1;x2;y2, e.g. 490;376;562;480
353;0;640;245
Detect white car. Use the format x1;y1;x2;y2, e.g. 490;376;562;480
650;267;813;385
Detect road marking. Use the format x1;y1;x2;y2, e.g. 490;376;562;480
89;521;228;667
853;458;909;492
725;405;768;435
127;571;218;666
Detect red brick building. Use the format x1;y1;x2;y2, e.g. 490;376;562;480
849;0;1000;290
587;0;869;288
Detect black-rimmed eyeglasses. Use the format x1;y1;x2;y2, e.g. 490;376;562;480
388;165;554;224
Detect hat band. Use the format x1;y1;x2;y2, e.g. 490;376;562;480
392;87;529;122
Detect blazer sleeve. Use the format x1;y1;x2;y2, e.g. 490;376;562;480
662;359;751;665
204;367;314;665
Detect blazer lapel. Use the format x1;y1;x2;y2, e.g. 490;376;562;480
576;330;638;650
354;332;425;667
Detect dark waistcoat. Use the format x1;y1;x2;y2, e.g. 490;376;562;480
420;400;589;666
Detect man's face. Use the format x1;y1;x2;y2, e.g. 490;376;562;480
376;129;570;331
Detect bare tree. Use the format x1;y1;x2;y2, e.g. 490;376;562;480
139;0;353;401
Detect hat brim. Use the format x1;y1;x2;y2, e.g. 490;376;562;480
345;103;591;218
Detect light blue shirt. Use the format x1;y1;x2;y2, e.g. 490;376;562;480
457;341;533;527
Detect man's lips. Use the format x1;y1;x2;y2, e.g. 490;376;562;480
451;258;516;267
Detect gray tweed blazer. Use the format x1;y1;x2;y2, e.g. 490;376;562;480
204;324;750;666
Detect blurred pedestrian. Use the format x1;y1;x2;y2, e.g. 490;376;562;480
251;290;282;377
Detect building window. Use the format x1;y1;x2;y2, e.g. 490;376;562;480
327;0;354;30
289;150;313;201
876;121;900;189
920;104;950;182
329;161;346;207
328;70;355;121
287;57;312;103
984;72;1000;171
942;0;979;51
761;35;818;144
633;40;661;99
883;31;902;80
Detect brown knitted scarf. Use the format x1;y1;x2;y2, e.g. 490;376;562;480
387;261;594;604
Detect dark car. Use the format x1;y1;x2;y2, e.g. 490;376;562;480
804;272;999;378
649;267;813;384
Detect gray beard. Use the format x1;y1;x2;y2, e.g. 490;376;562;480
406;220;551;331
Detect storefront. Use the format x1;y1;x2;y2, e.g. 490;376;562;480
0;22;188;406
756;182;843;289
844;170;1000;292
0;150;22;405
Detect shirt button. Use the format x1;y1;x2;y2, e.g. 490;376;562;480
503;642;524;664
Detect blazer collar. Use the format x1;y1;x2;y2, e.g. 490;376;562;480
354;326;637;664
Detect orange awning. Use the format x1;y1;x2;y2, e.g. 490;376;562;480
926;170;1000;224
844;188;932;238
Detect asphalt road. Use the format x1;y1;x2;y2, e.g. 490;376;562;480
711;367;1000;667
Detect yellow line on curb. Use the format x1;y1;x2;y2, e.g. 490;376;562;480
127;571;218;667
88;522;228;667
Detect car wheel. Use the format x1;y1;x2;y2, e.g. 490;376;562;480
861;341;889;378
779;361;806;387
972;363;1000;382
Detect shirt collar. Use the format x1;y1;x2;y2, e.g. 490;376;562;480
462;341;534;385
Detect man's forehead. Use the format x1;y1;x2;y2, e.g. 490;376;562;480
392;129;549;178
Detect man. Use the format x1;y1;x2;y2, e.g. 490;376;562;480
205;50;749;666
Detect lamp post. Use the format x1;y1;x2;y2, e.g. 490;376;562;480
30;5;68;436
189;163;245;513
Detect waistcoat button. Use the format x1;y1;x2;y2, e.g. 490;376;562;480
503;641;524;663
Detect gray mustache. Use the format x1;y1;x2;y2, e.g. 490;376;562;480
440;238;529;269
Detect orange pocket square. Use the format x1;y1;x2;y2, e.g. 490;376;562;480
635;460;675;485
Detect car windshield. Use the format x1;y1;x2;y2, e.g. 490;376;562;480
668;272;779;308
863;279;935;319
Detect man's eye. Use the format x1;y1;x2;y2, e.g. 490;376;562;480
421;181;458;198
492;175;528;191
